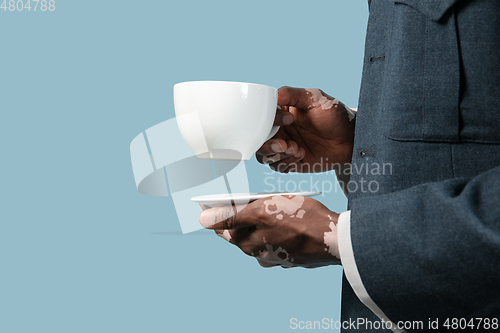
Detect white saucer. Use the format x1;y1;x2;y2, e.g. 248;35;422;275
191;191;321;207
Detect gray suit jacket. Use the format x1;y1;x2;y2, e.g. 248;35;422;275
342;0;500;331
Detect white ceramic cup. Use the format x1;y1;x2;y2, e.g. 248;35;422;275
174;81;279;160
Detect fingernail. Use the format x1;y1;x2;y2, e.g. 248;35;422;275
294;150;303;158
271;141;284;153
285;145;295;155
283;114;293;125
199;209;216;228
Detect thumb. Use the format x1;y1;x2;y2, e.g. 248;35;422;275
198;205;256;230
277;86;313;110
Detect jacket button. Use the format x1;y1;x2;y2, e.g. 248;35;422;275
360;151;366;157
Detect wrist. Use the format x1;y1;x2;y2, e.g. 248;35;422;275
323;211;341;263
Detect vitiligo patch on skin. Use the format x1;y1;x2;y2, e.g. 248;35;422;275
346;108;357;121
305;88;339;111
258;244;294;268
264;195;305;219
305;88;356;122
222;230;231;242
216;229;232;242
323;215;339;259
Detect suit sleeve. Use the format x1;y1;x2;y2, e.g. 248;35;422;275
348;164;500;329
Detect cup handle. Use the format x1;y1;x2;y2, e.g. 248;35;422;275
266;125;280;141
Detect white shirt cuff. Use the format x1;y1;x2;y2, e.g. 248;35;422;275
338;211;403;333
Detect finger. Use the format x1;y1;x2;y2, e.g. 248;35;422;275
256;140;298;158
215;226;257;249
199;204;256;230
283;141;299;156
278;86;313;110
256;153;283;165
257;259;279;268
256;138;288;156
274;107;294;126
269;147;305;172
256;141;300;165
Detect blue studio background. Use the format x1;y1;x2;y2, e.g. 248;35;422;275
0;1;368;332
